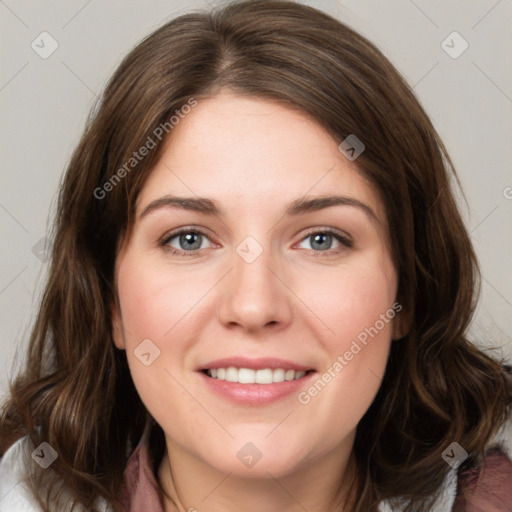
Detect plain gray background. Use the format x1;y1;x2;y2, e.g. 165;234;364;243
1;0;511;399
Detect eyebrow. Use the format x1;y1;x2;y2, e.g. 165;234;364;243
139;194;378;223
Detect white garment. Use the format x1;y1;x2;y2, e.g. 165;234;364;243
0;436;110;512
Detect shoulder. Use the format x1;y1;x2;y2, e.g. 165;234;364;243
0;436;112;512
454;408;512;511
379;407;512;512
0;436;43;511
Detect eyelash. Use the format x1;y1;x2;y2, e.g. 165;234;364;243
160;227;353;258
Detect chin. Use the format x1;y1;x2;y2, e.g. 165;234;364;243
210;455;302;479
192;438;300;477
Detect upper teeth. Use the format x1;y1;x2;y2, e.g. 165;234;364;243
207;367;307;384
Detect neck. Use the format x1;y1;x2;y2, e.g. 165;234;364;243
157;439;356;512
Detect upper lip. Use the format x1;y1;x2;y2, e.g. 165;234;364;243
197;357;315;372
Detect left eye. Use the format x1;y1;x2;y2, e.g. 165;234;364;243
297;230;352;253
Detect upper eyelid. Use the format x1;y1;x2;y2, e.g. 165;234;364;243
161;226;215;245
301;226;352;242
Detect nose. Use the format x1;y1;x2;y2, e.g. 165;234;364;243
217;242;294;334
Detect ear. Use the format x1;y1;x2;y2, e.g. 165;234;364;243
111;299;126;350
391;305;411;341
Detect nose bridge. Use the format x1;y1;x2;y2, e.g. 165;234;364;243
235;240;273;295
217;233;292;331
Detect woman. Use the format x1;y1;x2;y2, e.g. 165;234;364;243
1;1;511;511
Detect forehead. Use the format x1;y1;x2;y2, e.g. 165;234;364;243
136;92;387;225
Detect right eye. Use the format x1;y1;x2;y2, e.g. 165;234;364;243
161;228;214;256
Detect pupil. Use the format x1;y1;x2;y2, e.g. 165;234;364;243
312;233;331;250
182;233;201;250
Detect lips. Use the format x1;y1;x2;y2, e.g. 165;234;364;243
196;357;317;405
197;356;314;373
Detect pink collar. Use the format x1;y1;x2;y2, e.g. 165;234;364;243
119;424;165;512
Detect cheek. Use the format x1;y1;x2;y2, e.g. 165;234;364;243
116;254;204;343
115;253;218;425
302;254;397;347
114;256;179;407
295;256;396;424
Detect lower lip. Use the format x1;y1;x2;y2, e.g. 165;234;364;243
198;371;316;405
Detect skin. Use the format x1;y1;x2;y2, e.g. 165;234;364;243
112;91;406;512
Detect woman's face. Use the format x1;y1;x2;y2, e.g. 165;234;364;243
112;92;403;479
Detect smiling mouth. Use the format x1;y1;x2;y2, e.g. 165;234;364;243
201;367;316;384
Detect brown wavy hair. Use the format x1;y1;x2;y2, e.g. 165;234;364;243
1;1;510;510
